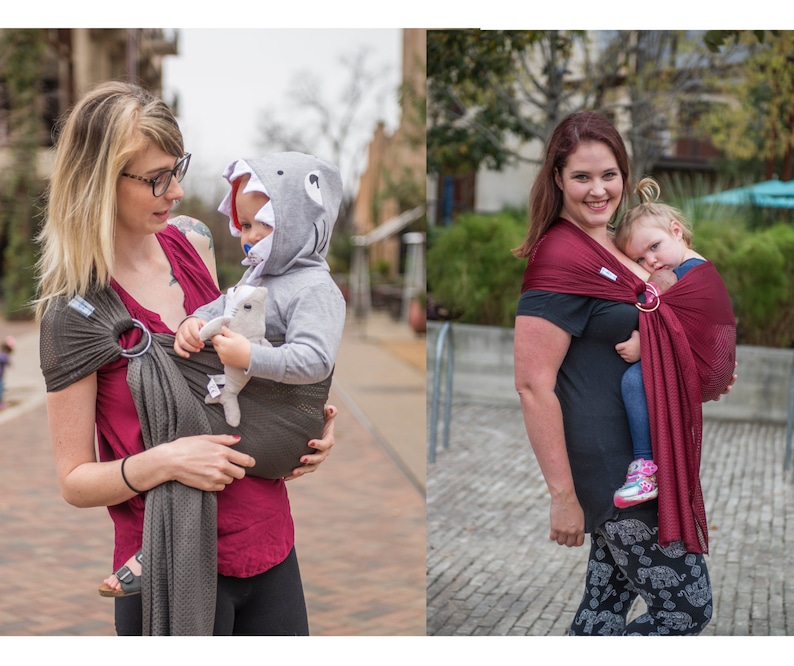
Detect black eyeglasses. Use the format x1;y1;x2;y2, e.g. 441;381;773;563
121;153;191;197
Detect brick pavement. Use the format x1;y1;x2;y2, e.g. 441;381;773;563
291;384;425;636
427;400;794;636
0;401;116;635
0;311;426;636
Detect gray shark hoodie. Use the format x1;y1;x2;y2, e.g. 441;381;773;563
193;152;346;384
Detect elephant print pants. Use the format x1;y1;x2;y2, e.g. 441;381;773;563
569;514;712;635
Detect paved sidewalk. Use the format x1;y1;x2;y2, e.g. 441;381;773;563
427;400;794;636
0;309;426;636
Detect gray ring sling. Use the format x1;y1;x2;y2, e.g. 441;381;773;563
39;286;331;635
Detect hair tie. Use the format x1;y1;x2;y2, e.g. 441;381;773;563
121;455;144;494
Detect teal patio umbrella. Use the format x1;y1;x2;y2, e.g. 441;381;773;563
701;180;794;208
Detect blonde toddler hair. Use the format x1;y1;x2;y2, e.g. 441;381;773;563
614;177;694;254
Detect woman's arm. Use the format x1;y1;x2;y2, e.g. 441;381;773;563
48;373;256;508
49;373;136;508
514;315;584;548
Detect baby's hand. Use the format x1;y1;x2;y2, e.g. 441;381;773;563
174;317;206;358
647;268;678;294
211;327;252;370
615;329;641;363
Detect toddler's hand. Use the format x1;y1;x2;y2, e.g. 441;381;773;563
647;268;678;294
615;329;641;363
212;327;252;370
174;317;206;358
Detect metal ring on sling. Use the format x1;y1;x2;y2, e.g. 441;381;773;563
120;319;153;358
635;283;660;313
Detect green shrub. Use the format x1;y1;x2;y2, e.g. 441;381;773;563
728;225;794;347
427;211;527;327
691;220;746;267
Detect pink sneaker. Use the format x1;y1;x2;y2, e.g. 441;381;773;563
613;458;658;508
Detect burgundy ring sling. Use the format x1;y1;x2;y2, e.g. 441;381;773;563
521;219;736;554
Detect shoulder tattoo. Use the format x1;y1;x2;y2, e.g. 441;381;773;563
172;216;215;253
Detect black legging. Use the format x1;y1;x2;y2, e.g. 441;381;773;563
569;514;712;635
115;547;309;636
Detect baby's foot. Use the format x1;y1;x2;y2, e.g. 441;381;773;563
613;458;658;508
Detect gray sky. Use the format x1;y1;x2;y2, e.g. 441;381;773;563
162;28;403;201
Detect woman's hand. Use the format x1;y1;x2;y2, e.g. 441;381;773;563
712;362;738;401
285;405;337;480
549;488;586;548
153;434;256;492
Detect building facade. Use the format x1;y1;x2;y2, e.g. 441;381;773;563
427;30;732;222
0;28;178;174
352;28;427;279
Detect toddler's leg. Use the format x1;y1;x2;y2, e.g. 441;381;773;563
614;363;658;507
621;362;652;460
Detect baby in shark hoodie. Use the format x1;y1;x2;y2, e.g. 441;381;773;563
179;151;346;390
99;152;346;599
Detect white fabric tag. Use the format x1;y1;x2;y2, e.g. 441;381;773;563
599;267;618;282
68;295;96;317
206;374;226;398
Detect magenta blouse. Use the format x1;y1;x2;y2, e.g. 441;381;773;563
95;221;294;576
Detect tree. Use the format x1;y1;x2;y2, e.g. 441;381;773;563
612;31;719;180
702;30;779;53
0;28;45;319
254;45;396;235
698;31;794;181
427;30;588;176
427;30;723;183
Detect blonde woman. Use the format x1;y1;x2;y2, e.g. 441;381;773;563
36;81;335;635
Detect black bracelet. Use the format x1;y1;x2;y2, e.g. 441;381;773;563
121;455;143;494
